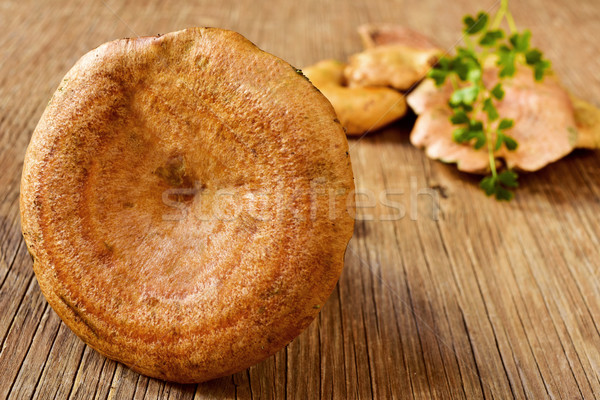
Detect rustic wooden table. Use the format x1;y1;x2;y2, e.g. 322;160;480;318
1;0;599;398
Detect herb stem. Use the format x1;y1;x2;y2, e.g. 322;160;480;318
475;81;497;178
491;7;505;29
486;121;498;178
491;0;516;32
493;0;517;33
450;75;459;91
464;34;475;51
505;10;517;33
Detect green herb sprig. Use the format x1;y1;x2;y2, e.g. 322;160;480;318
428;0;551;200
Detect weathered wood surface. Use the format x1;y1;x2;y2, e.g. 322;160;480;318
1;0;599;398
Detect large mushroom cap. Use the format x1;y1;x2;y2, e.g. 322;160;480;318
20;28;355;383
407;67;578;173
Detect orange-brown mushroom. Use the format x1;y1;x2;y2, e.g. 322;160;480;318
407;67;587;173
20;28;355;383
302;59;407;135
358;23;440;50
345;24;442;91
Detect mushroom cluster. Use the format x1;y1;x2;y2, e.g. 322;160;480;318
303;24;441;135
303;24;600;174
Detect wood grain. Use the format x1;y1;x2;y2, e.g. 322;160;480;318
1;0;599;398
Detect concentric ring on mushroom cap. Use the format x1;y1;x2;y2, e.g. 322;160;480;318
20;28;355;383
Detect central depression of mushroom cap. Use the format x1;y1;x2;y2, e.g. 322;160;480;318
20;28;355;383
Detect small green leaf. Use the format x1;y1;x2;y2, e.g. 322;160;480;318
525;49;542;65
498;118;514;130
480;176;496;196
495;130;518;151
479;175;516;200
453;49;481;82
456;47;478;59
479;29;504;46
495;186;514;201
490;83;505;100
453;127;469;142
465;120;486;149
509;30;531;52
453;119;486;148
469;120;484;132
503;134;518;150
463;12;489;35
461;104;474;112
428;68;449;86
428;57;453;86
497;45;517;77
498;54;516;77
494;133;504;151
437;57;452;70
533;59;551;81
449;85;479;107
498;170;519;188
450;110;469;125
466;66;482;83
483;98;499;121
474;135;487;149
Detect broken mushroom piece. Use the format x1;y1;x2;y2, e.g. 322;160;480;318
358;23;441;50
345;45;441;91
20;28;355;383
406;67;581;173
302;59;407;135
570;95;600;149
345;25;442;91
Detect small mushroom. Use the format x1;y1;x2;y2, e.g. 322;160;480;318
358;23;441;50
345;24;442;91
302;59;407;135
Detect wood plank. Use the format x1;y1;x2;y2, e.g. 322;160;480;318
69;347;114;400
30;324;86;400
0;276;47;399
7;307;61;400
